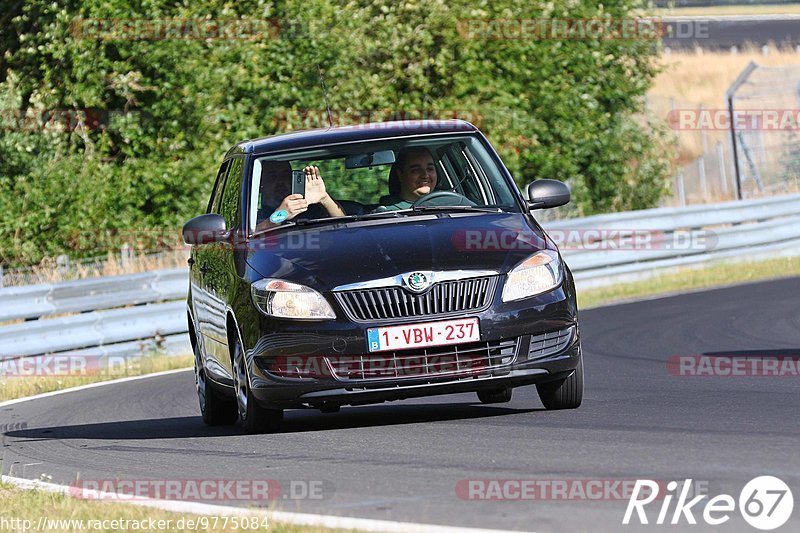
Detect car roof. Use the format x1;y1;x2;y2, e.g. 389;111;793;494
226;119;479;157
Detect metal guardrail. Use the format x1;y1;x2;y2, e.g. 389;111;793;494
0;268;187;322
0;302;187;359
1;194;798;360
543;193;800;288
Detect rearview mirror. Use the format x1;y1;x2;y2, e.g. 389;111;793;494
345;150;396;169
182;214;228;245
526;179;571;209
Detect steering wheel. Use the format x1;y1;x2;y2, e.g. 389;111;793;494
411;191;476;208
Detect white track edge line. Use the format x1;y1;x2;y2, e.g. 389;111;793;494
0;367;192;408
1;475;519;533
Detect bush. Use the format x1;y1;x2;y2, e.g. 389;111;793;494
0;0;669;266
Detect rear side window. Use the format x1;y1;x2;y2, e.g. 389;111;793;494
207;160;230;214
219;157;244;229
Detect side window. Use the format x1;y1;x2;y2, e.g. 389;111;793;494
207;160;230;214
219;157;244;229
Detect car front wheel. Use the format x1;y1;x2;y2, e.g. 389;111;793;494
195;342;238;426
232;337;283;434
536;354;583;410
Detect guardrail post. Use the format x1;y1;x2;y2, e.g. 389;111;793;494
677;172;686;206
56;255;70;277
699;104;708;154
716;142;728;197
120;244;133;269
698;156;707;199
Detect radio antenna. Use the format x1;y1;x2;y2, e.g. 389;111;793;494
317;64;334;128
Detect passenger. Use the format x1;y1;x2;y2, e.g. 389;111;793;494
380;147;438;211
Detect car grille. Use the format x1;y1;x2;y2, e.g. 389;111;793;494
326;338;518;381
527;326;575;361
334;276;497;322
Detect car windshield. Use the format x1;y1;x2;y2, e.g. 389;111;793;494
248;134;521;233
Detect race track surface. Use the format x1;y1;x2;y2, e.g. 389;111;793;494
663;16;800;49
3;277;799;532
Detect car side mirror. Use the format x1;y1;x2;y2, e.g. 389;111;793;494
182;214;229;245
526;179;571;209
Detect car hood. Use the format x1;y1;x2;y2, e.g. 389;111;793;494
245;212;553;291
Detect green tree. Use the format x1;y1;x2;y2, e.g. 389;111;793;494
0;0;671;266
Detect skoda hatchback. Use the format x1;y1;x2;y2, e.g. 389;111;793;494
183;120;583;433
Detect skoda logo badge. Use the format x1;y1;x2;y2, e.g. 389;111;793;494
405;272;430;293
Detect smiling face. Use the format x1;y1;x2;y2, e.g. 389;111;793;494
396;148;437;202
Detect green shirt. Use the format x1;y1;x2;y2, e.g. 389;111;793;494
380;195;413;211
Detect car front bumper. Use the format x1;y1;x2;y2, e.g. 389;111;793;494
244;281;581;409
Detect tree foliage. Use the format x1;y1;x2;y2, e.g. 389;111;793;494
0;0;672;265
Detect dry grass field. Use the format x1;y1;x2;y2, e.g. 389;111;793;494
654;5;800;16
2;249;188;286
649;46;800;165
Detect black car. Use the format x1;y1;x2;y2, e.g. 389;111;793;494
183;120;583;433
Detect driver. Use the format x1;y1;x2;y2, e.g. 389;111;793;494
254;161;344;232
380;147;438;211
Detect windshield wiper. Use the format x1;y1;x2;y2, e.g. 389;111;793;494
293;215;357;226
410;205;505;213
251;215;356;237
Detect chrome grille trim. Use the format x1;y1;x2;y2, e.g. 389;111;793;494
334;276;498;322
332;269;500;292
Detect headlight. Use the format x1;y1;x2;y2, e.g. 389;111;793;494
501;250;563;302
251;279;336;319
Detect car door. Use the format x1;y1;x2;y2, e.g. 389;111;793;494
191;160;229;376
198;156;245;378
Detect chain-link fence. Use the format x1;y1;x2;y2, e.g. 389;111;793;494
649;62;800;208
727;62;800;199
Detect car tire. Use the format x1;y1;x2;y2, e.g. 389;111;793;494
195;342;238;426
537;355;583;410
477;387;513;404
232;337;283;434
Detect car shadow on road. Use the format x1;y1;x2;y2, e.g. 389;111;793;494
5;402;543;440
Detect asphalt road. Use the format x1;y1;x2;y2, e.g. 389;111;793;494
2;277;799;532
663;15;800;49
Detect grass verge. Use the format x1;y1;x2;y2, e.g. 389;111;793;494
578;255;800;309
0;352;193;403
0;482;345;533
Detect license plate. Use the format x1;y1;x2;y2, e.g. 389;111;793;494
366;317;480;353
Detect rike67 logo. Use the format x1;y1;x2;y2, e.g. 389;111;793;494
623;477;794;530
